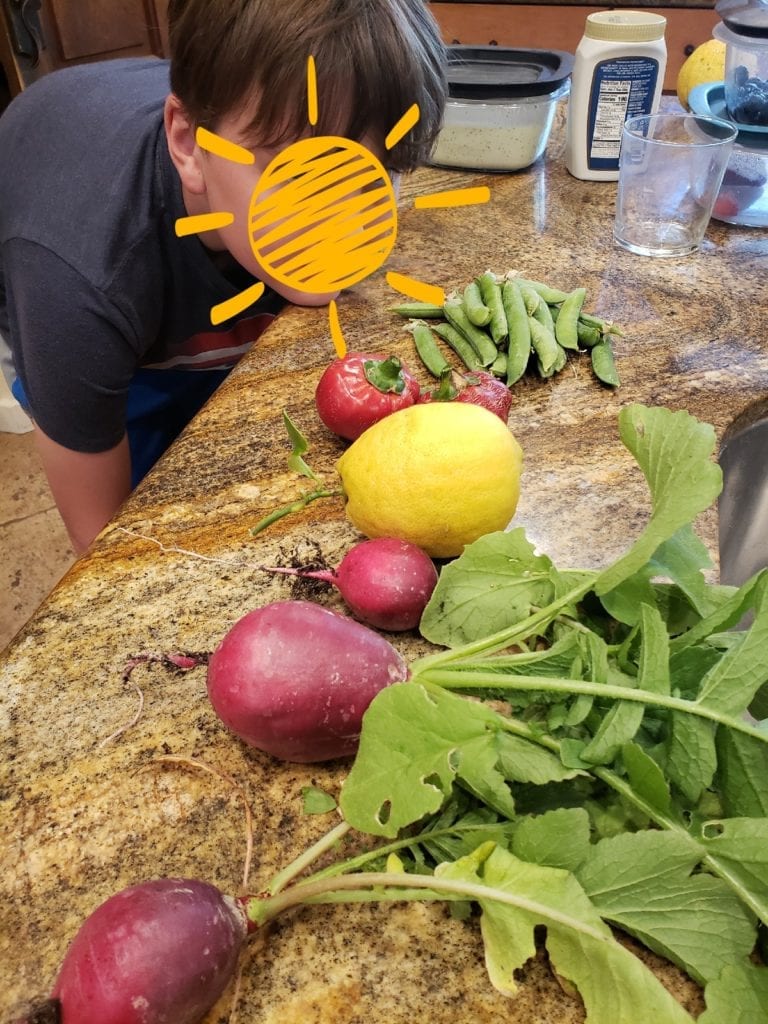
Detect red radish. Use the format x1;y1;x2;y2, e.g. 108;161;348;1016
420;369;512;423
206;600;409;762
49;878;246;1024
315;351;420;440
263;538;438;631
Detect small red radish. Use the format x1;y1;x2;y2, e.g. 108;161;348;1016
49;878;246;1024
315;351;421;440
263;538;438;631
206;600;409;762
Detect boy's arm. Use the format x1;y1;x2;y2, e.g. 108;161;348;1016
33;427;132;554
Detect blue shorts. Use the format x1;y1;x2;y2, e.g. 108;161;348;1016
12;366;230;488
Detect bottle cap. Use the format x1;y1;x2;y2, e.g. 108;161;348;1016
584;11;667;42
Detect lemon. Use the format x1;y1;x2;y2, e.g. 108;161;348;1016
336;402;523;558
676;39;726;110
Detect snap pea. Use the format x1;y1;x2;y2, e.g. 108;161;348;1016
476;271;508;346
580;312;624;337
519;284;542;317
501;278;532;386
537;342;568;379
555;286;586;352
391;301;445;319
462;282;492;328
408;320;452;378
531;294;556;336
443;298;497;367
591;339;620;387
515;278;569;305
432;321;483;372
576;321;602;348
528;316;560;376
490;350;508;378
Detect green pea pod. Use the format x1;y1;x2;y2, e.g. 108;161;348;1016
515;278;569;304
519;284;542;317
580;311;625;337
443;299;497;367
555;287;587;352
476;271;508;346
532;295;556;336
528;316;559;376
391;302;445;318
490;350;508;378
591;338;620;387
537;343;568;379
409;320;452;378
577;321;602;348
462;282;492;327
501;278;532;385
432;322;483;372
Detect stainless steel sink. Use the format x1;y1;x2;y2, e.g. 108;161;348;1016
719;417;768;588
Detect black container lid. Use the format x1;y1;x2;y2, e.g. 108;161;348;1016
446;45;574;100
716;0;768;37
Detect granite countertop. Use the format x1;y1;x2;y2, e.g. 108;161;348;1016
2;112;768;1022
430;1;716;8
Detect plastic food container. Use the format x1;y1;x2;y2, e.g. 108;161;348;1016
689;80;768;226
429;46;573;172
714;0;768;126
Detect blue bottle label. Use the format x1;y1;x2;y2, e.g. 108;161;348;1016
586;57;660;170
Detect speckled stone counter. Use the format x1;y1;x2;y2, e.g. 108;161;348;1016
2;115;768;1023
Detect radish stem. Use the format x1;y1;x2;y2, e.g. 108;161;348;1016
249;487;343;536
267;819;352;895
244;870;610;944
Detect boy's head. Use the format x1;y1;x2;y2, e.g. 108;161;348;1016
166;0;447;173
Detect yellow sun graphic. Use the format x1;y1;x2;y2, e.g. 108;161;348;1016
175;56;490;357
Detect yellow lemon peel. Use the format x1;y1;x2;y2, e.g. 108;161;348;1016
336;402;523;558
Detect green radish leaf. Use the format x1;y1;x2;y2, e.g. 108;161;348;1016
669;571;765;655
698;818;768;925
700;962;768;1023
663;714;717;804
601;525;723;627
715;728;768;818
595;405;722;596
496;732;582;785
511;808;591;872
340;683;512;837
301;785;337;815
577;831;756;985
694;573;768;717
438;844;697;1022
419;529;559;647
282;410;320;480
622;741;673;816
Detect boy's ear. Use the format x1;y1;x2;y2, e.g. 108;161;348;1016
164;94;206;195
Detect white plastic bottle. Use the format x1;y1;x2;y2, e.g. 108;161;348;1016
565;11;668;181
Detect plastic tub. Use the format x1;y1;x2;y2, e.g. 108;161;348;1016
429;46;573;172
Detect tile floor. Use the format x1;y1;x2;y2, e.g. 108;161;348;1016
0;429;75;652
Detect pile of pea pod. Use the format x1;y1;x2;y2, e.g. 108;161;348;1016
393;270;622;388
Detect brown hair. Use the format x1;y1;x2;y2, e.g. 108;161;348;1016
167;0;446;172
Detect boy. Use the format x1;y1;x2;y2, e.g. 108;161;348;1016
0;0;446;553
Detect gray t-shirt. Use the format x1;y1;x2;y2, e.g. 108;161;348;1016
0;58;281;452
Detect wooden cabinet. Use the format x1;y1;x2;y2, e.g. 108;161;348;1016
0;0;167;106
40;0;165;66
430;3;720;93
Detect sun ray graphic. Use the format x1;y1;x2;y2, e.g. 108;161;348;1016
175;57;492;358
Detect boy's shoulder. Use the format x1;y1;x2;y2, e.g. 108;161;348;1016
4;57;171;119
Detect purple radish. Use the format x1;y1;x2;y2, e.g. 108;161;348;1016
49;878;247;1024
206;600;409;762
263;537;438;631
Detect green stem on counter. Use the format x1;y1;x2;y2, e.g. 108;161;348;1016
413;667;768;744
245;870;609;942
249;487;343;536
